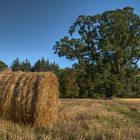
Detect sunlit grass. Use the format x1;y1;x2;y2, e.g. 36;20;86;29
0;99;140;140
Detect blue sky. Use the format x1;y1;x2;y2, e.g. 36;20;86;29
0;0;140;67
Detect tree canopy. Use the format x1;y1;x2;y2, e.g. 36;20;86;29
53;7;140;98
54;7;140;71
10;58;21;71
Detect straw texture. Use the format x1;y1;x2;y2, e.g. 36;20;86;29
0;71;59;127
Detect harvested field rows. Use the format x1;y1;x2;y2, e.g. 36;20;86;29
0;99;140;140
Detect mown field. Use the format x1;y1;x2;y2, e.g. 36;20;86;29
0;99;140;140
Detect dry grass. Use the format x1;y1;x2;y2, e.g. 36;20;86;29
0;71;59;128
116;98;140;102
0;98;140;140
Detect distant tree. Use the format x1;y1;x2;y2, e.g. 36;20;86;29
32;58;60;75
20;59;31;72
11;58;21;71
32;58;47;72
49;62;60;75
0;60;8;71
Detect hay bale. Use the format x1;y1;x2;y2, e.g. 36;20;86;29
0;71;59;127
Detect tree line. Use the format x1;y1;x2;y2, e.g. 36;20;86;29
0;7;140;98
0;57;140;98
9;58;59;74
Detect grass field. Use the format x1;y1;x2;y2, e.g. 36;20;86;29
0;99;140;140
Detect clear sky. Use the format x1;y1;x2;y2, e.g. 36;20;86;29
0;0;140;67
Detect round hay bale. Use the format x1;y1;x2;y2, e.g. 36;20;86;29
0;71;59;127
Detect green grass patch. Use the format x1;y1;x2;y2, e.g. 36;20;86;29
124;111;140;127
108;105;128;113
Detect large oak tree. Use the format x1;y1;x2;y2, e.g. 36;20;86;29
53;7;140;97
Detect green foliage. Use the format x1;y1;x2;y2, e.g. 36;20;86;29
54;7;140;72
32;58;59;75
58;68;80;98
125;75;140;98
20;59;31;72
32;58;48;72
10;58;59;75
0;60;8;71
53;7;140;98
11;58;32;72
49;62;60;75
10;58;21;71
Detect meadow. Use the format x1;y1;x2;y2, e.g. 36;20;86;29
0;98;140;140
